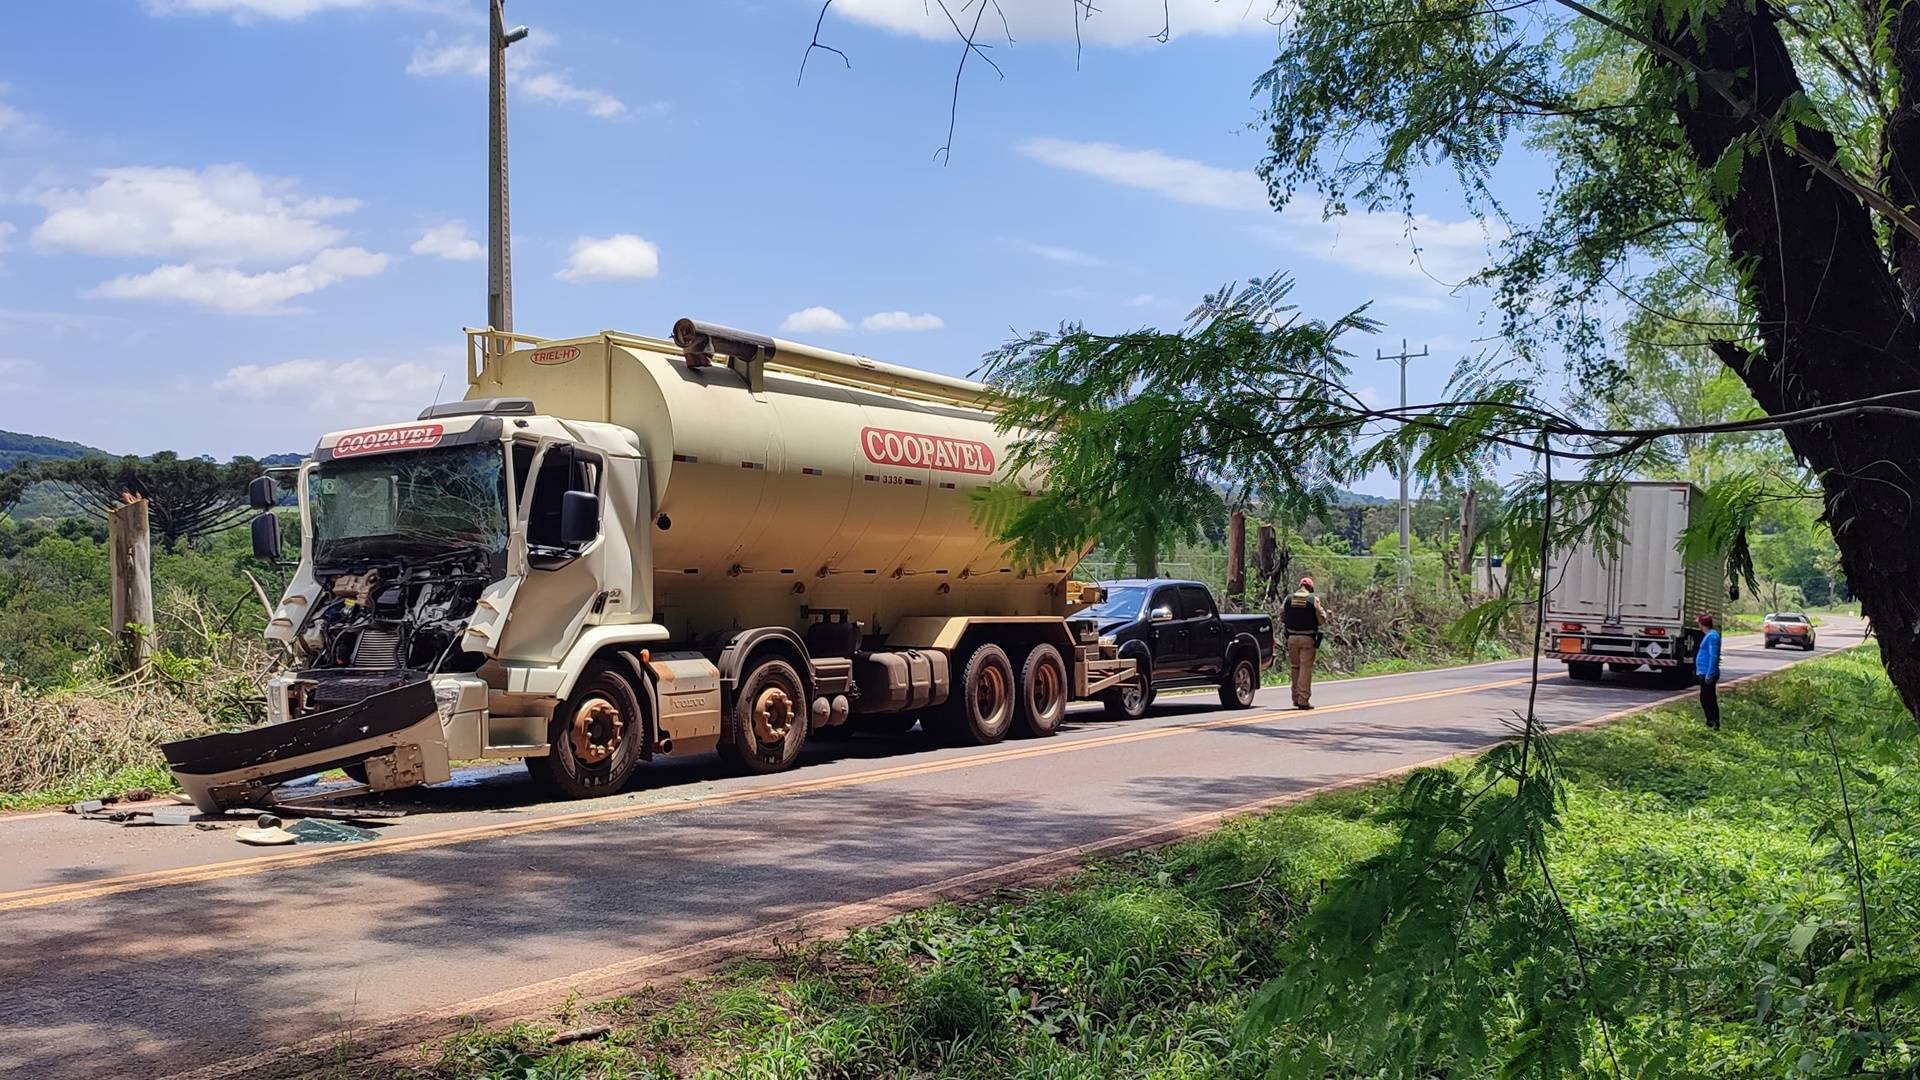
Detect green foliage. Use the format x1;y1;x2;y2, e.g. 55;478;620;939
399;652;1920;1080
974;275;1378;571
12;450;266;550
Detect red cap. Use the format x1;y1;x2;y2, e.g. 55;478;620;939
1300;576;1314;588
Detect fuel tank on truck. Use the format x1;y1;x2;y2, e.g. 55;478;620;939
464;321;1084;644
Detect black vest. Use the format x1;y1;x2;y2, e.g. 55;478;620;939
1282;591;1320;633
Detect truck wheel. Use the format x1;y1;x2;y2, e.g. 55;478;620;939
1218;653;1259;709
1567;661;1604;682
1015;644;1068;738
527;664;644;799
719;657;809;774
945;644;1016;745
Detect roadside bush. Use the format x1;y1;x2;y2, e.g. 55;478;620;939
904;962;1001;1042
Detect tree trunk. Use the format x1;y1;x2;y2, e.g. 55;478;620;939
1663;0;1920;717
1227;511;1247;600
109;497;154;671
1457;489;1479;577
1132;522;1158;578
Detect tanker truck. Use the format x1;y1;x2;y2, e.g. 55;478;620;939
163;321;1261;812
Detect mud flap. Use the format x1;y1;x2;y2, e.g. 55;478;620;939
162;679;449;813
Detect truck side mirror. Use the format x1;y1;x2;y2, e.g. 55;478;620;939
247;475;280;510
1150;604;1174;622
559;490;599;546
250;511;283;562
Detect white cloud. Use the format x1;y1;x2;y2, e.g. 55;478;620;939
781;306;851;333
1125;293;1155;307
31;165;358;265
555;234;660;282
0;221;14;263
1356;385;1382;407
216;351;453;420
411;220;482;261
827;0;1277;45
406;38;487;78
1002;237;1107;267
0;358;33;391
1258;211;1496;285
0;86;25;136
519;71;629;120
1016;137;1268;211
88;247;389;314
407;31;639;120
862;311;944;332
1018;137;1495;284
143;0;454;19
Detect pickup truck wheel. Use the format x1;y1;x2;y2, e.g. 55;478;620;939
1100;653;1152;721
1014;644;1068;738
1218;653;1259;709
527;664;644;799
720;658;809;774
943;644;1016;745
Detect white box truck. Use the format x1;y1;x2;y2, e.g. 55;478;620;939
1545;481;1726;685
161;321;1269;812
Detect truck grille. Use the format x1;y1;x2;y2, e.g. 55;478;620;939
352;629;404;669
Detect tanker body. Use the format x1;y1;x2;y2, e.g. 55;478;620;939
164;321;1254;812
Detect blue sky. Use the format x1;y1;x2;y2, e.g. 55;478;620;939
0;0;1533;496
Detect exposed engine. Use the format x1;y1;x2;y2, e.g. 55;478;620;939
295;555;493;679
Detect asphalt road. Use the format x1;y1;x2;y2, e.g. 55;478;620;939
0;624;1861;1079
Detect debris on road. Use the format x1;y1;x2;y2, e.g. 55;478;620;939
548;1025;611;1046
285;819;378;844
235;820;297;846
234;814;379;846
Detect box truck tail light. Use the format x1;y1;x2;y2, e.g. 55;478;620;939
1559;622;1583;632
1644;627;1666;637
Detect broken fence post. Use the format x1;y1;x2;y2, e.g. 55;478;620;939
108;496;155;670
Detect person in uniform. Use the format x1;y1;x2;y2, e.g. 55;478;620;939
1282;576;1328;709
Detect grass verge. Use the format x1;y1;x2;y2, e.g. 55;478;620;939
378;648;1916;1079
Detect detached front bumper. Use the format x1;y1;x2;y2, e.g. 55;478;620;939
162;679;452;813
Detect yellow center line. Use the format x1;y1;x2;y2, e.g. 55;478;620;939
0;671;1547;913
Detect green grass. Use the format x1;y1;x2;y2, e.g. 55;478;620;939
383;648;1917;1079
0;761;177;812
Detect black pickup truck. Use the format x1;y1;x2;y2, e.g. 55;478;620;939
1079;579;1275;719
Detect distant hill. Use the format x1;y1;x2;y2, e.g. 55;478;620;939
1;431;302;522
0;430;104;470
1332;490;1395;506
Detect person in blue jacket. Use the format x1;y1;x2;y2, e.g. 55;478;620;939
1694;613;1722;730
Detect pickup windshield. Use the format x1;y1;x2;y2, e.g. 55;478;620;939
1084;586;1151;621
309;443;508;564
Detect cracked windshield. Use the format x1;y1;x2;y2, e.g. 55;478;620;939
309;444;507;564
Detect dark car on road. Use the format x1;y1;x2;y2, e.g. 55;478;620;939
1082;579;1275;719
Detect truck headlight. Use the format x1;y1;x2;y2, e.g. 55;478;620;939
1098;634;1116;647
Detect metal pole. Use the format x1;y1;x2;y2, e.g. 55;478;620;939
1377;340;1428;587
488;2;529;355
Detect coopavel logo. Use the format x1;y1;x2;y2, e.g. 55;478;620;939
860;427;996;475
333;424;445;458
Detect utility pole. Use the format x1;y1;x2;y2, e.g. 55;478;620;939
489;0;530;354
1377;340;1428;586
